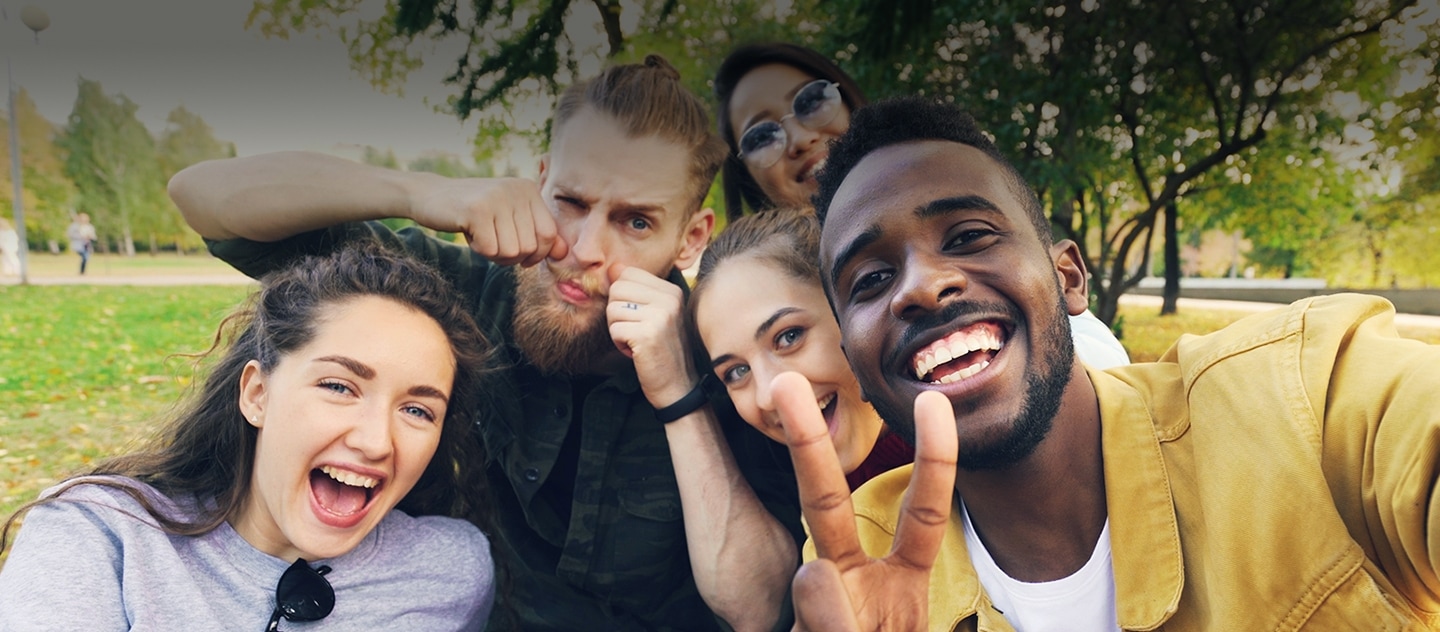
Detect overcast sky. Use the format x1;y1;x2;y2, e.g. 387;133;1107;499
3;1;495;167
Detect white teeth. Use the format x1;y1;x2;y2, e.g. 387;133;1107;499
816;393;836;411
321;465;378;489
911;326;1005;381
804;158;827;181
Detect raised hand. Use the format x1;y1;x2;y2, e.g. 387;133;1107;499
605;263;699;408
408;176;568;267
770;372;958;632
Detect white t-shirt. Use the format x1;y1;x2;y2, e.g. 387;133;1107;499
1069;310;1131;369
962;502;1120;632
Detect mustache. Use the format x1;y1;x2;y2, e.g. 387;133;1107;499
546;262;607;298
885;299;1022;370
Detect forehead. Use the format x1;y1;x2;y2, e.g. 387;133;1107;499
696;256;827;341
729;64;816;128
547;106;697;215
298;296;454;374
819;140;1028;265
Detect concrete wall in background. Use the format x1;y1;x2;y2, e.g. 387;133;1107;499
1130;278;1440;316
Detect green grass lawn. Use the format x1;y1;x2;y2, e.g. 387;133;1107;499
1;284;252;533
2;284;1438;567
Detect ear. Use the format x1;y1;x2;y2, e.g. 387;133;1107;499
238;360;268;429
537;154;551;189
1051;239;1090;317
673;206;716;271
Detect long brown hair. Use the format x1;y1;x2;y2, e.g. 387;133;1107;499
713;43;869;222
3;242;495;548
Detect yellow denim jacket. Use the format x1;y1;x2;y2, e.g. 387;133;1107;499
811;295;1440;630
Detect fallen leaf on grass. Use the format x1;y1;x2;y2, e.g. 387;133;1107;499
136;376;169;384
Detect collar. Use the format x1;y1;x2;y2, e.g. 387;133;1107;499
1090;366;1184;628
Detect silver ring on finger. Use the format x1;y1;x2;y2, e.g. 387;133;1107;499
622;302;639;310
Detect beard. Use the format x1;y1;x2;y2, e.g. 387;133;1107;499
870;294;1075;472
511;263;618;375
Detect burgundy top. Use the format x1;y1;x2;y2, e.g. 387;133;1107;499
845;429;916;491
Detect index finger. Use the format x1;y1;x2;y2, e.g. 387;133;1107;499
771;372;867;570
887;390;958;571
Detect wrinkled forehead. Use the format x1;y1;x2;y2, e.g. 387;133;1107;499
547;110;699;216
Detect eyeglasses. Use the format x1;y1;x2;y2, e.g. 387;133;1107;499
265;558;335;632
737;79;843;170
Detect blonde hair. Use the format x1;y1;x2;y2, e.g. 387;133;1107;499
553;54;727;211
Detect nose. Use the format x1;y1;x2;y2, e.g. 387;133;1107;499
889;253;967;321
781;115;821;158
753;358;783;416
345;406;394;462
564;210;610;270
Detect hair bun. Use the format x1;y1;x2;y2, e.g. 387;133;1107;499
643;54;682;80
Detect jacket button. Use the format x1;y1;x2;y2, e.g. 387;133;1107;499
523;467;540;482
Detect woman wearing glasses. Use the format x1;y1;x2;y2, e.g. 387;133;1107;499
708;42;1128;474
0;244;496;631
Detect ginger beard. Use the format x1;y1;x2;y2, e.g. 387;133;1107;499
512;262;619;375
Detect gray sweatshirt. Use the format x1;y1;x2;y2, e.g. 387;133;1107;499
0;478;494;631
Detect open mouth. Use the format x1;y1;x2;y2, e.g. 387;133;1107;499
798;157;827;183
311;465;381;517
817;392;838;436
911;321;1006;384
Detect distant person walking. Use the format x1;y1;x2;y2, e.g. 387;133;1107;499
66;213;97;275
0;218;18;276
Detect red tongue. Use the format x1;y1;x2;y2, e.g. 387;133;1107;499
311;470;367;515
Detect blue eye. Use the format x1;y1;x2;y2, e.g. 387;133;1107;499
720;364;750;385
628;217;651;231
775;327;804;349
402;404;437;423
319;381;353;395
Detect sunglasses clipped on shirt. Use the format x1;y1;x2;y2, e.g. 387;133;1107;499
737;79;843;170
265;558;335;632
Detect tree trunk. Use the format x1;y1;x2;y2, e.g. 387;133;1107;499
1161;201;1181;316
148;232;157;256
122;226;135;257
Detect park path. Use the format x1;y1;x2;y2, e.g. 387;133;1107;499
1120;294;1440;331
6;272;1439;331
0;272;255;286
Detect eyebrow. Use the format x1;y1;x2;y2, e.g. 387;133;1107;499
708;307;805;371
740;79;813;132
316;355;450;403
918;195;1002;219
826;195;1005;290
553;184;667;220
827;224;883;292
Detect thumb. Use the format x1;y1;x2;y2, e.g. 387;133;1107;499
547;231;570;263
607;262;629;285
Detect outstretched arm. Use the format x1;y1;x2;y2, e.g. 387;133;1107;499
608;266;797;632
169;151;565;266
772;372;958;632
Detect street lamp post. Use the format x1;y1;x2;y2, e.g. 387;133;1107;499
6;5;48;285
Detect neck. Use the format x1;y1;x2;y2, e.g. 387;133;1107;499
955;362;1105;582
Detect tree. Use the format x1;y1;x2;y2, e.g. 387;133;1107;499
247;0;815;158
820;0;1425;323
157;106;237;252
0;88;76;250
60;78;170;256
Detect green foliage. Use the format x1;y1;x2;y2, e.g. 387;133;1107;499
59;78;173;256
156;106;237;252
818;0;1424;323
0;284;251;531
0;89;77;248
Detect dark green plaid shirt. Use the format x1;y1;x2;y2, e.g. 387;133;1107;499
209;223;803;631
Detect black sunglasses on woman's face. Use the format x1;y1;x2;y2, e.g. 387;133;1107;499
265;558;334;632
